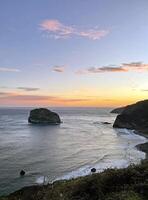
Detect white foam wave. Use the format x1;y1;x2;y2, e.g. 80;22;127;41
36;129;147;185
36;176;48;184
54;159;129;181
54;129;147;181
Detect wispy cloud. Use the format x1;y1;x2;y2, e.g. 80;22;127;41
52;65;65;73
0;86;39;92
76;62;148;74
0;67;20;72
0;93;89;103
0;92;55;101
76;66;127;74
141;89;148;92
87;66;127;73
17;87;40;92
0;92;10;96
55;97;89;103
40;19;109;40
122;62;148;70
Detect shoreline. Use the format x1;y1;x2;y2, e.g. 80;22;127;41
134;129;148;159
1;128;148;199
1;157;148;200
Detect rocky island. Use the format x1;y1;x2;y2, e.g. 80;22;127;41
28;108;61;125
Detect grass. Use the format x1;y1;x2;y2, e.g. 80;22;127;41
1;160;148;200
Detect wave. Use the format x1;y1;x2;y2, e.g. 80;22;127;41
36;176;49;184
36;129;147;184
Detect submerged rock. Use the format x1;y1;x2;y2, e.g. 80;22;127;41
91;168;96;173
102;122;111;125
28;108;61;125
20;170;25;176
113;100;148;133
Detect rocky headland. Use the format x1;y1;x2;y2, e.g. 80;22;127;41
110;106;125;114
113;99;148;166
113;100;148;134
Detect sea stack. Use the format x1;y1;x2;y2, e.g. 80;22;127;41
113;100;148;133
28;108;61;125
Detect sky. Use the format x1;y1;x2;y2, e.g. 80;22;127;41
0;0;148;107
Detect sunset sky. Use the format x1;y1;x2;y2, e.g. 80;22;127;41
0;0;148;107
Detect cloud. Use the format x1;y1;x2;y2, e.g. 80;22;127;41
0;93;89;103
76;66;127;74
40;19;109;40
78;30;109;40
9;95;55;101
59;98;89;103
87;66;127;73
0;67;20;72
0;92;10;96
52;65;65;73
76;62;148;74
122;62;148;70
141;89;148;92
0;86;40;92
0;93;57;101
17;87;40;91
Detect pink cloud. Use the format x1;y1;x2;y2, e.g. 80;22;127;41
0;93;90;106
78;30;109;40
41;19;74;39
41;19;62;31
40;19;109;40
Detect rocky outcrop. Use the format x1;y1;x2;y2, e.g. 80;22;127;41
91;168;96;173
101;122;111;125
113;100;148;133
110;106;125;114
28;108;61;125
20;170;25;176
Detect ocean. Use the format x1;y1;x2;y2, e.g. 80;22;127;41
0;107;147;195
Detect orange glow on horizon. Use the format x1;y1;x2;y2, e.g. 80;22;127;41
0;96;147;108
0;88;147;107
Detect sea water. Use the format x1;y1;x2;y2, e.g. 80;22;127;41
0;107;147;195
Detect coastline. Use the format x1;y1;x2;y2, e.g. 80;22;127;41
134;129;148;159
1;128;148;200
1;158;148;200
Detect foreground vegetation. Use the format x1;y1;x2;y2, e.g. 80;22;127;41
1;160;148;200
